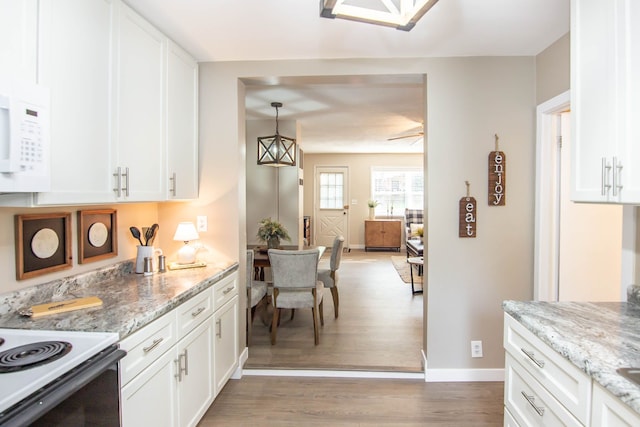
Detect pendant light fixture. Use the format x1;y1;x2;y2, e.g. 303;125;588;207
257;102;296;167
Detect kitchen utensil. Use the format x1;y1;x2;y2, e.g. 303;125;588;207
19;296;103;318
144;226;154;246
143;257;153;276
129;226;143;246
148;223;159;245
158;254;166;272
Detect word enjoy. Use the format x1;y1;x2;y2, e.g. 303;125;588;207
488;151;506;206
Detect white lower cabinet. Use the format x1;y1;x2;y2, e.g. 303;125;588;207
120;272;238;427
591;382;640;427
504;313;640;426
214;295;239;394
121;345;179;426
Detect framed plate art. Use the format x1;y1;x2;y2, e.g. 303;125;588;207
15;213;72;280
77;209;117;264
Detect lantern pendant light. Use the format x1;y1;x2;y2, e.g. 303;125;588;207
257;102;296;167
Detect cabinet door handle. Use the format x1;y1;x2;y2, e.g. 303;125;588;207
183;348;189;376
613;157;623;196
223;286;234;295
143;337;163;353
521;391;545;416
602;157;612;196
191;306;206;317
216;318;222;338
113;167;122;197
174;357;182;381
122;167;130;197
169;172;176;196
520;348;545;368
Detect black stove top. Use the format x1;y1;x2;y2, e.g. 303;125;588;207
0;341;72;373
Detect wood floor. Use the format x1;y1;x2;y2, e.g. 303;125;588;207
245;249;424;372
197;249;504;426
199;376;504;426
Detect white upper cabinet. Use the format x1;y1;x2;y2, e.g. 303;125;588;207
112;2;166;202
36;0;116;205
0;0;198;206
571;0;640;203
166;41;199;200
0;0;38;82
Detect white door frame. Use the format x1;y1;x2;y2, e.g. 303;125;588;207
534;91;570;301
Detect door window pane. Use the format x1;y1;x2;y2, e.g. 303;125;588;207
319;172;344;209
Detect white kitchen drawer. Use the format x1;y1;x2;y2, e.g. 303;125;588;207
504;313;591;424
176;288;213;339
213;273;238;311
119;310;178;386
592;382;640;427
504;405;520;427
505;354;582;427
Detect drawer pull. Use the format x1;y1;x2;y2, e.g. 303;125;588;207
521;391;545;416
191;306;206;317
520;348;545;368
222;286;234;295
143;338;163;353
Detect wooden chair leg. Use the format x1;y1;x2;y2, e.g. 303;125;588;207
290;309;295;320
271;307;281;345
330;286;339;318
312;306;319;345
246;308;252;346
319;299;324;326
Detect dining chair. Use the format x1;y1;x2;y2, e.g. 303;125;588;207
317;235;345;318
246;250;268;345
267;248;324;345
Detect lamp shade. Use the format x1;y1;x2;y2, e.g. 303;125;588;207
173;222;199;242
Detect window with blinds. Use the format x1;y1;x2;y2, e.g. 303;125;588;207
371;168;423;216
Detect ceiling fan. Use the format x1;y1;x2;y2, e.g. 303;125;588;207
387;125;424;144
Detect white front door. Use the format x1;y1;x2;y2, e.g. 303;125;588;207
314;166;349;248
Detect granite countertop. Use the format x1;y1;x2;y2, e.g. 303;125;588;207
503;299;640;415
0;260;238;339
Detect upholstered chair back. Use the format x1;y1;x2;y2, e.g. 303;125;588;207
268;249;319;289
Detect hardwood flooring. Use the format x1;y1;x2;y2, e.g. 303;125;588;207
199;376;504;426
245;249;424;372
197;250;504;426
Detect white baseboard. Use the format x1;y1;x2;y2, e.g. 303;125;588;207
231;347;249;379
424;368;504;382
242;369;424;380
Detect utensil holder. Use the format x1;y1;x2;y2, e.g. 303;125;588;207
136;246;162;274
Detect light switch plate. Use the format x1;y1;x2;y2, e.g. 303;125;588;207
197;216;207;232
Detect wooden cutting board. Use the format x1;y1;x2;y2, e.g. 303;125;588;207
29;296;103;318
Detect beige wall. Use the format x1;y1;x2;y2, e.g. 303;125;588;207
199;56;536;371
536;32;570;104
303;153;422;248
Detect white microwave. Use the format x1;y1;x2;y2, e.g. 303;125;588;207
0;80;51;192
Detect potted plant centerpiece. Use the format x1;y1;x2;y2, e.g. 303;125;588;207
367;200;378;220
257;217;291;249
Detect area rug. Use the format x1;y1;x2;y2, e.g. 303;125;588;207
391;256;412;284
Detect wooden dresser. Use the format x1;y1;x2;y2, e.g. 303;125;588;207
364;220;401;251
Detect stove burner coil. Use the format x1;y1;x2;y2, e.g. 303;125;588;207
0;341;72;373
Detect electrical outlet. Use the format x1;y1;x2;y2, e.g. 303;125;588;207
196;216;207;232
471;340;483;358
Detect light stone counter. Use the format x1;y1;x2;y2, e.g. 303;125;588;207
0;259;238;339
503;297;640;416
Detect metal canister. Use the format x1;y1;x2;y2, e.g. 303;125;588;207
158;255;166;273
143;257;153;276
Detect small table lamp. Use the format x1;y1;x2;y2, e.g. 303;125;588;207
173;222;199;264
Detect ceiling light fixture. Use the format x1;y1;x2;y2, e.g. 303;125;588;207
320;0;440;31
257;102;296;167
